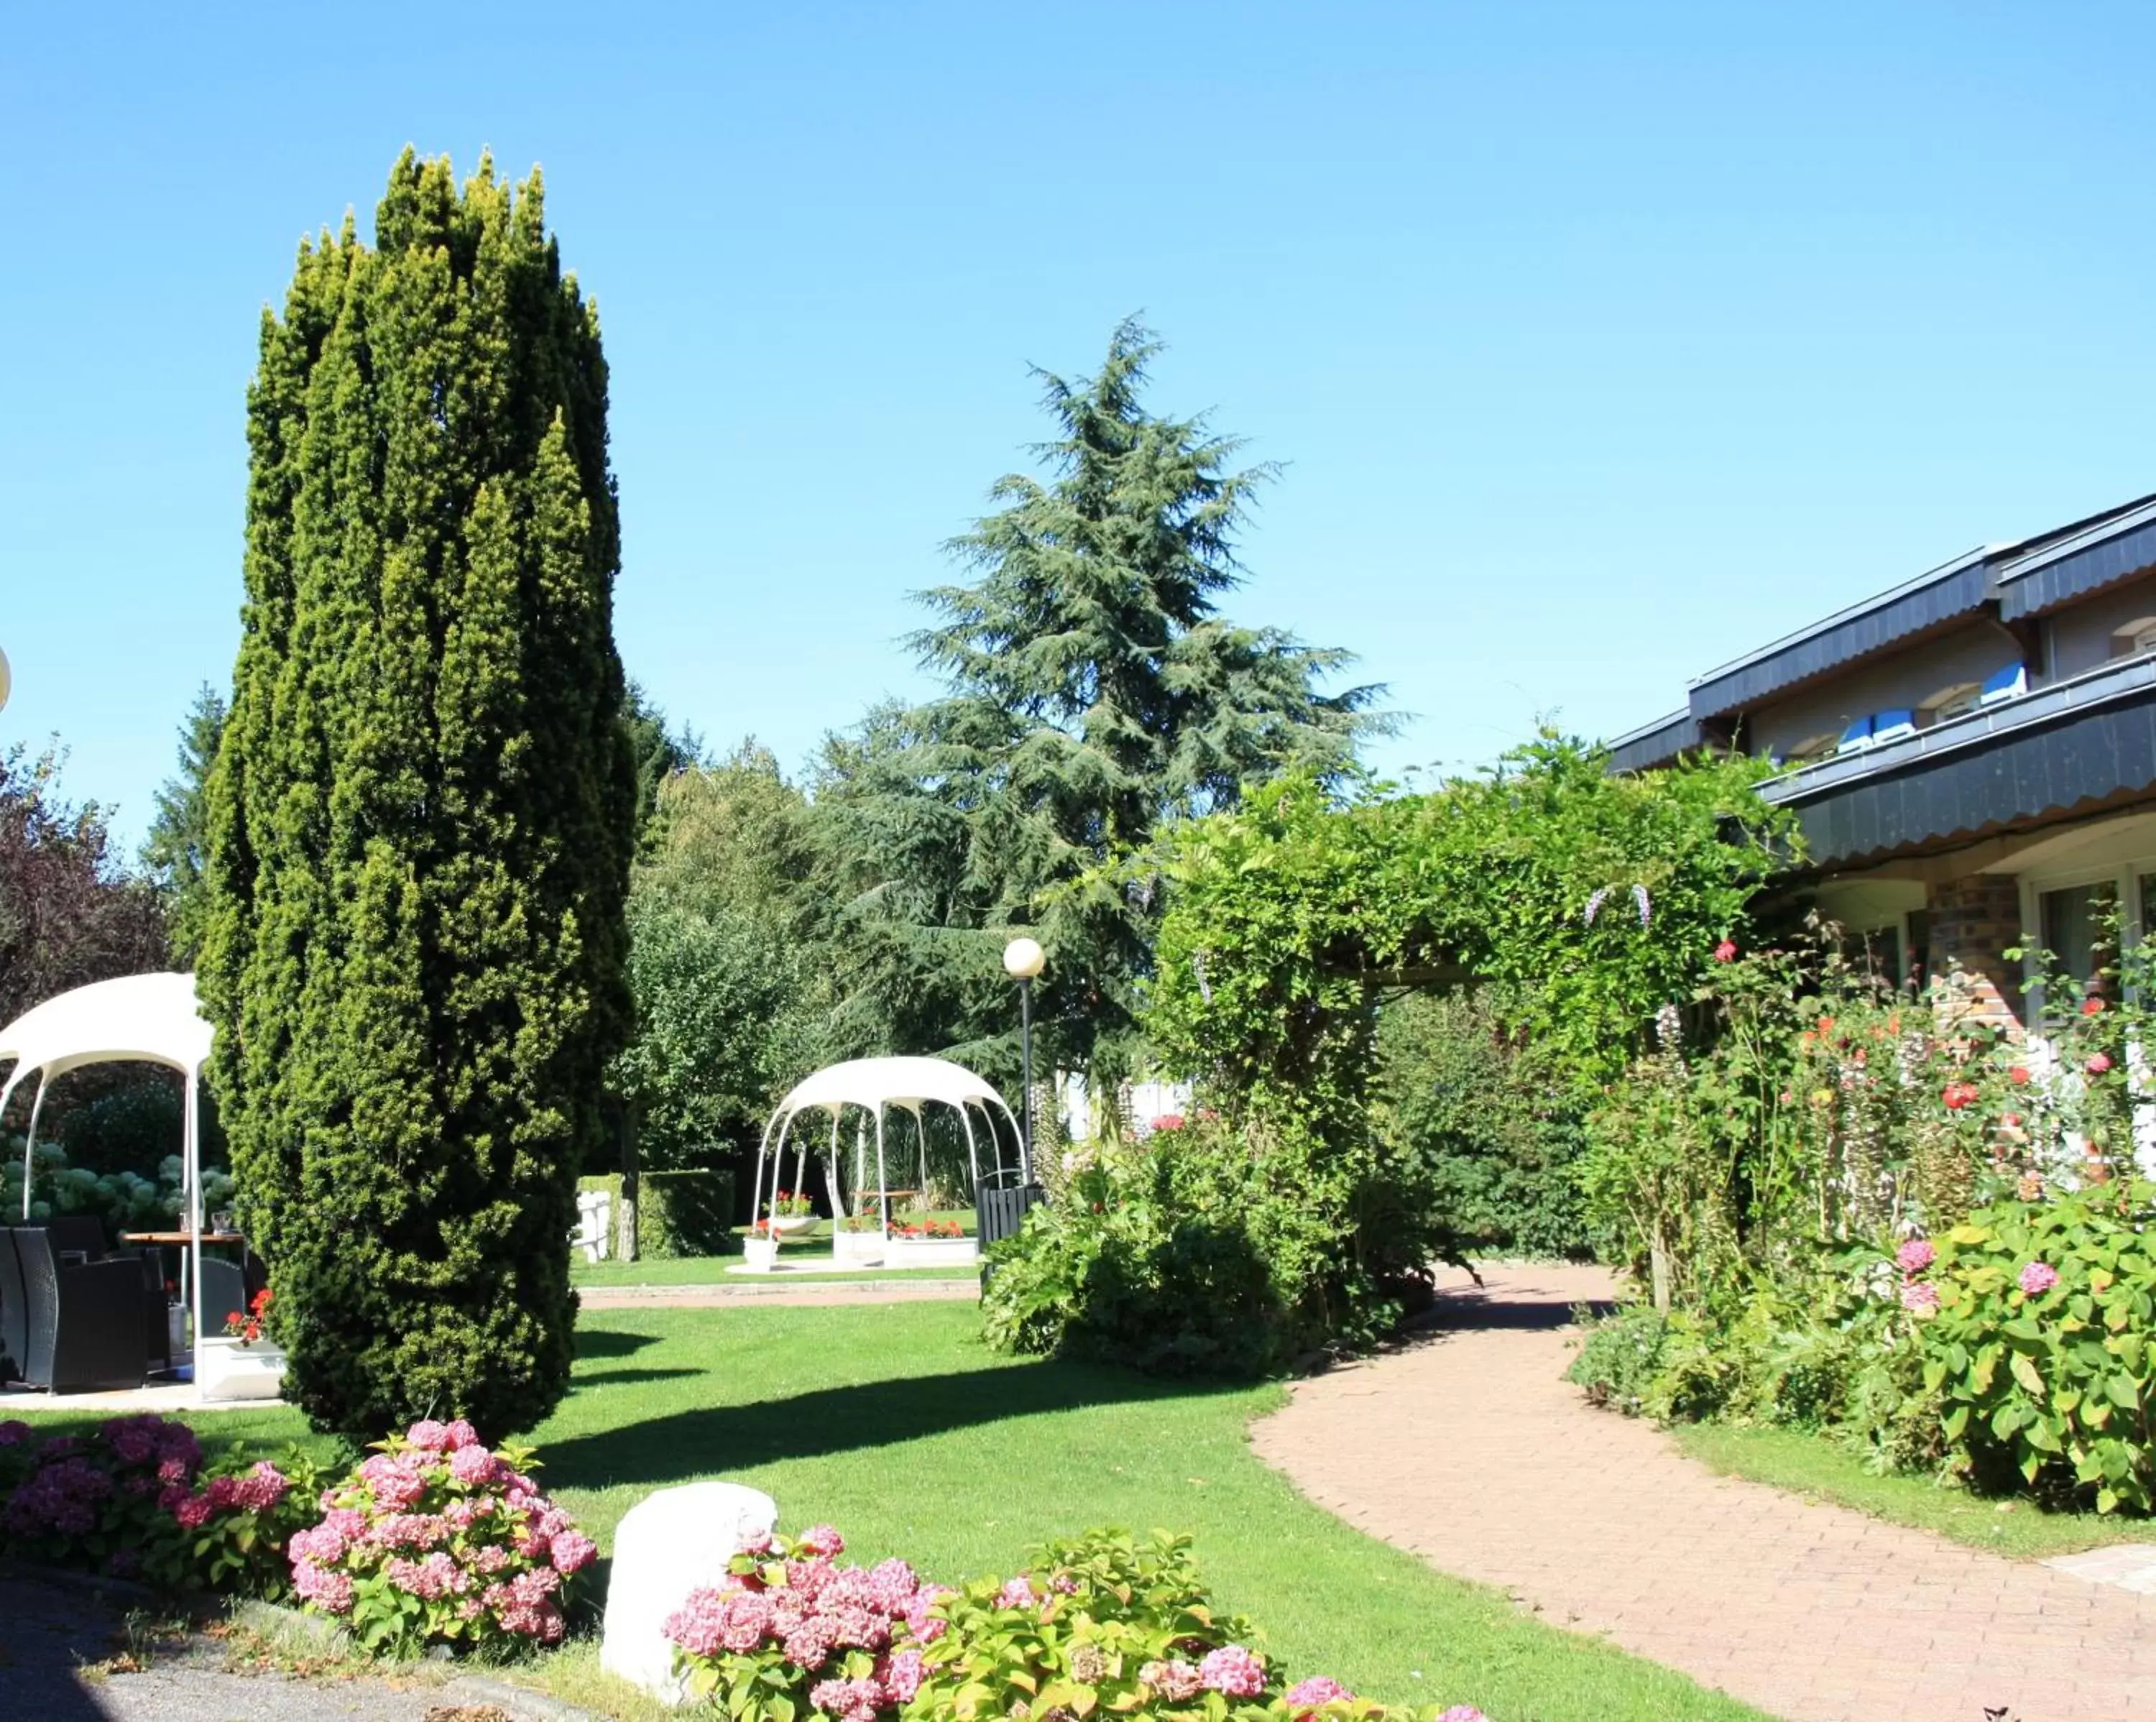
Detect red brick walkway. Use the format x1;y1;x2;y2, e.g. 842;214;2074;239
1253;1263;2156;1722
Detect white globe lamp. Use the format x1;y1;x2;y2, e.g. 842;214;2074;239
1001;936;1046;1179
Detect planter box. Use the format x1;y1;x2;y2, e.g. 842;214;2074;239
742;1236;780;1272
197;1337;286;1403
831;1230;885;1268
884;1236;980;1269
767;1214;815;1236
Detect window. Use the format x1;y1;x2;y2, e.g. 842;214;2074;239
2039;880;2116;997
2113;618;2156;659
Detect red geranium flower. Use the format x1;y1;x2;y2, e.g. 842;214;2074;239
2082;995;2106;1016
1942;1081;1980;1110
2008;1065;2032;1085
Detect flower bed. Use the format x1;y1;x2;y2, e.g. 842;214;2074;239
290;1419;596;1652
0;1414;320;1595
665;1523;1486;1721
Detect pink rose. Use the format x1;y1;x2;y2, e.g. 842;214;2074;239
2087;1053;2114;1076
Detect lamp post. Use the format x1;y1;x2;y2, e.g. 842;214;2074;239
1002;936;1045;1184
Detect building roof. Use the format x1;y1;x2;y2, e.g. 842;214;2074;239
1608;489;2156;768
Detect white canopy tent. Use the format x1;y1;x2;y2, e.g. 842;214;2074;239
752;1056;1026;1234
0;972;217;1383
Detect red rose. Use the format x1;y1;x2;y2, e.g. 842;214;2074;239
2082;996;2106;1016
2008;1065;2032;1085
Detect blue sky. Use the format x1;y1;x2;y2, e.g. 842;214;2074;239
5;3;2153;846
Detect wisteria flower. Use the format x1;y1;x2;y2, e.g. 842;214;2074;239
2019;1261;2060;1297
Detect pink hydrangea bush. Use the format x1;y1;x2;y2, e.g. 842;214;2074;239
668;1523;1488;1721
1;1414;201;1578
289;1419;595;1653
0;1412;322;1596
663;1524;947;1716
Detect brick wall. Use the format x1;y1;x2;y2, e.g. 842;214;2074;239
1925;872;2024;1029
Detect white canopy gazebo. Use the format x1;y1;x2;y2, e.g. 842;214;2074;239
0;972;217;1378
752;1056;1025;1235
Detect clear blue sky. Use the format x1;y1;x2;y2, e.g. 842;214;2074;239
6;3;2153;847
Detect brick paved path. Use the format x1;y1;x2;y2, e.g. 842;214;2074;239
1253;1263;2156;1722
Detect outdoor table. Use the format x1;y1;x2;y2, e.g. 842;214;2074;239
119;1232;244;1248
119;1232;247;1330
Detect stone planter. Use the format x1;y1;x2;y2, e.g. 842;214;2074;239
884;1235;980;1269
742;1236;780;1272
830;1229;885;1268
768;1213;815;1236
196;1336;286;1402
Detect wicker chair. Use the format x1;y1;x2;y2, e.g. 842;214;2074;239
9;1226;149;1391
0;1229;27;1383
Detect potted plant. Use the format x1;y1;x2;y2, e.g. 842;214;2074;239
767;1190;815;1235
196;1287;287;1401
742;1219;780;1272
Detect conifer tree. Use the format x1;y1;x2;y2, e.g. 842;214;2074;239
200;152;635;1438
830;319;1381;1085
141;683;227;967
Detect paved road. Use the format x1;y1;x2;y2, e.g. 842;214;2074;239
0;1576;586;1722
1253;1263;2156;1722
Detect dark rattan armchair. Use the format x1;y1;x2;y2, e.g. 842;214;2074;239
9;1226;149;1391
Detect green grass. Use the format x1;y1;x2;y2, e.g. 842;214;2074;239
1672;1421;2147;1559
572;1257;975;1288
16;1304;1769;1722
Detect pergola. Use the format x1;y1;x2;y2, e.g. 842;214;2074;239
0;972;216;1375
752;1056;1025;1233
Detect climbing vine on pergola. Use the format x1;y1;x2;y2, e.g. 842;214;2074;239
1146;735;1795;1141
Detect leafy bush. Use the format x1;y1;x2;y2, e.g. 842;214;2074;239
666;1521;1488;1721
980;1113;1429;1376
1;1136;234;1238
1565;1304;1667;1415
1912;1181;2156;1513
576;1169;739;1260
0;1413;316;1596
1374;990;1593;1258
289;1419;597;1654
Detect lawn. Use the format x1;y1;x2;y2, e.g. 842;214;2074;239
17;1303;1769;1722
571;1256;974;1288
1672;1420;2147;1560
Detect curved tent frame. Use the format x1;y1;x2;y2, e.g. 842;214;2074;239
0;973;216;1387
752;1056;1025;1238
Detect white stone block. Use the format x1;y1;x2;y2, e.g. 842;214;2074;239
600;1481;779;1705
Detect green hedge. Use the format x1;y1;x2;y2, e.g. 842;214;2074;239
576;1169;737;1260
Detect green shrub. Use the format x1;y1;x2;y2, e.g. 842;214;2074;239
982;1114;1429;1376
1374;990;1593;1258
577;1169;737;1260
1566;1304;1668;1415
1913;1180;2156;1513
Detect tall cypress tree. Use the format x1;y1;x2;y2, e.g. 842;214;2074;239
200;152;635;1438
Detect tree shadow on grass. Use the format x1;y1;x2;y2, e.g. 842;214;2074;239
575;1327;664;1360
573;1367;708;1389
543;1357;1243;1493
